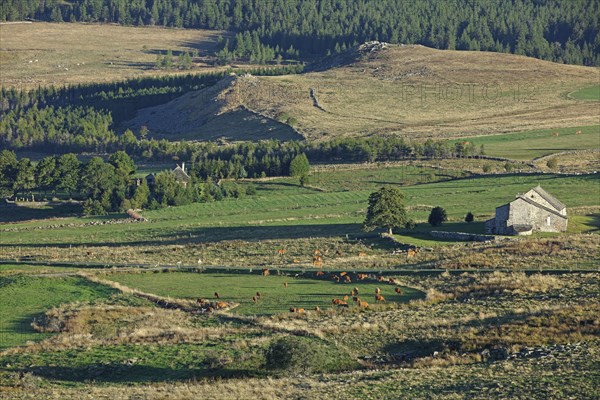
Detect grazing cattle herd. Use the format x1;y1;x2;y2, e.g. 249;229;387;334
192;251;407;315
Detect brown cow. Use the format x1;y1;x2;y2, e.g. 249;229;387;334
358;252;367;257
343;295;349;301
297;308;305;313
332;275;340;282
377;276;386;282
214;292;220;299
407;249;418;258
290;307;297;313
215;301;228;309
375;287;381;295
357;273;368;280
358;300;369;308
353;296;360;302
394;287;403;295
350;289;357;296
332;298;348;306
339;272;348;277
344;275;352;283
277;249;287;255
375;295;386;303
315;271;325;277
262;269;270;276
197;298;207;305
353;287;360;294
388;278;397;285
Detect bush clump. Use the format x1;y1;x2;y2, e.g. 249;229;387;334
264;336;356;375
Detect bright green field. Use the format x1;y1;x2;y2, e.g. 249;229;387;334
0;276;119;350
108;272;424;315
571;85;600;100
265;164;468;193
460;125;600;160
2;174;597;247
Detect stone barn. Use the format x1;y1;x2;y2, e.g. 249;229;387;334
145;163;190;188
485;186;567;235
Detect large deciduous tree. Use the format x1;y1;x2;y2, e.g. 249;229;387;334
363;186;412;235
289;153;310;186
56;153;81;198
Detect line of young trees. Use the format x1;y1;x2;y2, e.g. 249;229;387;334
0;150;257;215
1;0;598;66
0;112;485;179
0;66;302;129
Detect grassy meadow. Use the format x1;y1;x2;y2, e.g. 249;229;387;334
143;44;600;142
570;84;600;100
107;272;423;315
0;22;226;88
459;125;600;160
1;173;597;249
0;275;120;350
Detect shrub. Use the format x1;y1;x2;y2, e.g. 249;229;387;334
465;212;474;223
546;158;558;169
264;336;356;375
428;206;448;226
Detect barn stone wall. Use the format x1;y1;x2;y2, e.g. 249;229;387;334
507;198;567;233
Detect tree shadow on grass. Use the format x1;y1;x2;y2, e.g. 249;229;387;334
0;223;373;248
0;203;81;223
7;365;259;383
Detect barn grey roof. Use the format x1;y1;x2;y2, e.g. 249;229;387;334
172;165;190;182
532;185;566;211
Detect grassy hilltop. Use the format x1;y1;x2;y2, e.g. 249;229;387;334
0;22;226;88
125;43;599;141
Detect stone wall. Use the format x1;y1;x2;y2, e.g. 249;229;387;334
429;230;499;242
508;197;567;233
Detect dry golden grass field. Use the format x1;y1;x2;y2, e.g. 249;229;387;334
129;43;599;141
0;22;226;88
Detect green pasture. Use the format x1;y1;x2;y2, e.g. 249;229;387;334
570;85;600;100
107;272;424;315
261;164;468;193
1;173;597;248
0;342;264;382
0;276;119;350
459;125;600;160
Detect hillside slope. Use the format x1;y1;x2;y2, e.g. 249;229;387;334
126;43;599;141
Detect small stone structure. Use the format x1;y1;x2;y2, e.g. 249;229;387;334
485;186;567;235
145;163;190;187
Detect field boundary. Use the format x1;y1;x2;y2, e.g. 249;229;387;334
2;259;597;275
